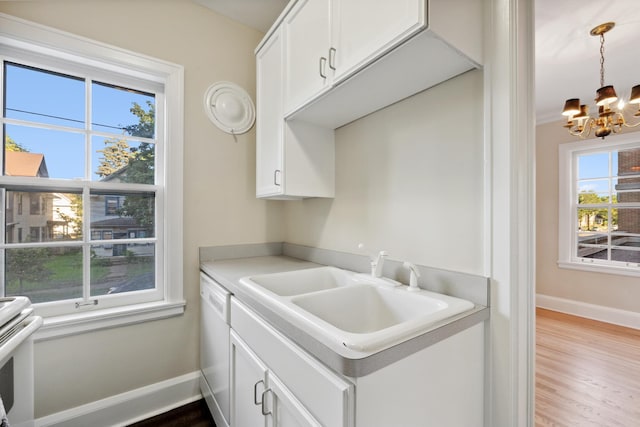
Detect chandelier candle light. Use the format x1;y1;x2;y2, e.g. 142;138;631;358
562;22;640;139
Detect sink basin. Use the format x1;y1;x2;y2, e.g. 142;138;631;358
243;266;356;296
291;284;447;334
238;266;475;354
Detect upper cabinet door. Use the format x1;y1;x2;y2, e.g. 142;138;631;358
256;27;284;198
283;0;332;114
332;0;425;83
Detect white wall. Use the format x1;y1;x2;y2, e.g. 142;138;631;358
284;70;485;275
0;0;284;417
536;120;640;313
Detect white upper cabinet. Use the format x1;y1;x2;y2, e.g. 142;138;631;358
283;0;332;114
254;0;482;199
256;22;335;200
278;0;483;128
283;0;426;117
331;0;424;83
256;27;285;198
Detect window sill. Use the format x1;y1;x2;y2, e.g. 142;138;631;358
33;300;186;342
557;260;640;278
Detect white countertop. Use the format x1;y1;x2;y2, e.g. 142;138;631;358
200;254;489;377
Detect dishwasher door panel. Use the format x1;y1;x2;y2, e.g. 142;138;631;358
200;272;231;427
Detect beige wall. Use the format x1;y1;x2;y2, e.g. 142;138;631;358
0;0;283;417
536;120;640;312
284;70;485;275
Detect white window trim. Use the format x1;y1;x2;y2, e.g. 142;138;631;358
558;131;640;277
0;13;185;338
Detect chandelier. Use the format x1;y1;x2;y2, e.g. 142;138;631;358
561;22;640;139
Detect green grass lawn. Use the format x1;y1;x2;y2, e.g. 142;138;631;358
6;250;150;303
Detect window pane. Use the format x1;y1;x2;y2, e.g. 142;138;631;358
5;190;82;242
616;147;640;176
577;208;609;231
577;184;609;204
4;124;85;179
91;82;155;138
610;248;640;263
577;244;608;259
615;207;640;234
4;62;85;128
91;136;155;184
90;192;155;239
611;234;640;248
90;244;155;295
577;231;607;245
5;246;82;303
578;152;610;180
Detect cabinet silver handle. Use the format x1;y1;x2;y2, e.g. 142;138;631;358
253;380;264;406
274;169;281;186
319;57;327;78
261;388;273;416
328;47;336;70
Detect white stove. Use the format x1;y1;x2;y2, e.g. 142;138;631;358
0;297;42;427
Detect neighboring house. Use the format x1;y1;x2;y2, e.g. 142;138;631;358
51;192;79;239
5;151;54;243
91;163;153;257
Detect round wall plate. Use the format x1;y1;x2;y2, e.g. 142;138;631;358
204;81;255;135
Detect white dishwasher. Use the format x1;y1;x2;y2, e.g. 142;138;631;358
200;272;231;427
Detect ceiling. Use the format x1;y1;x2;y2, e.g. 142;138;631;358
194;0;288;33
194;0;640;124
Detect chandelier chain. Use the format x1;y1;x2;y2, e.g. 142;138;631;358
600;33;605;88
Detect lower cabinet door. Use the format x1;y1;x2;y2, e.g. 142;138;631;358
231;330;322;427
269;374;321;427
230;331;268;427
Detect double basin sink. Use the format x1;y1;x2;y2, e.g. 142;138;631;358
238;266;474;354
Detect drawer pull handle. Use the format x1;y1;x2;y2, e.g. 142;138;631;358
274;169;281;186
261;388;273;416
253;380;264;406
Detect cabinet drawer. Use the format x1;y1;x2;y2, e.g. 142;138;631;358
231;298;354;427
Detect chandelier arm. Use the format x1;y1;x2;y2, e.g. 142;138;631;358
622;119;640;129
568;118;595;138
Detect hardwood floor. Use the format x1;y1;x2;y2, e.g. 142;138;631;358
536;308;640;426
127;399;215;427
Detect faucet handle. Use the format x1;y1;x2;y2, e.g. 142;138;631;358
371;251;387;277
403;261;421;292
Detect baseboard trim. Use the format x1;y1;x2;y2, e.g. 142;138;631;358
35;371;202;427
536;294;640;330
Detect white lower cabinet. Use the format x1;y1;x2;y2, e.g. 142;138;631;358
229;297;484;427
230;298;354;427
230;331;322;427
230;331;268;426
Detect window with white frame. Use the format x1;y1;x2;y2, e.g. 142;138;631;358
559;134;640;275
0;15;184;323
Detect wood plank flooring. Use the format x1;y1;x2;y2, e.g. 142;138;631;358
127;399;215;427
536;308;640;426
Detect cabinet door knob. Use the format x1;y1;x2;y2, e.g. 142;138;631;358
319;57;327;79
329;47;337;70
274;169;281;186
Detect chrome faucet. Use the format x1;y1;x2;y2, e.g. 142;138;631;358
370;251;388;278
